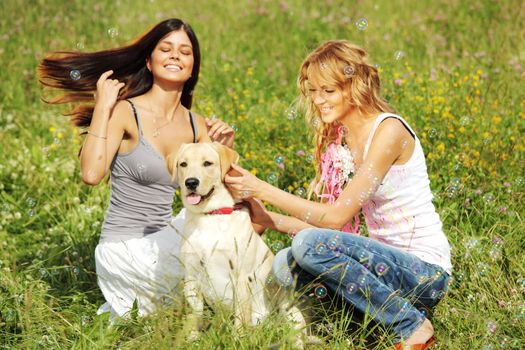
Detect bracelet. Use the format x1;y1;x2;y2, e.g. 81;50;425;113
87;131;107;140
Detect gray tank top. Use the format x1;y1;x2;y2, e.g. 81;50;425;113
100;99;197;243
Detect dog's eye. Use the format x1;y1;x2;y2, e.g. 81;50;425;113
180;161;187;167
203;161;213;167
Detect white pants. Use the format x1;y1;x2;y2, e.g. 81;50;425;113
95;210;186;321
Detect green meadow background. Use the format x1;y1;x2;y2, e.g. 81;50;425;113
1;0;524;348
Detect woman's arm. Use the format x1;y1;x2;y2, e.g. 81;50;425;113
226;119;412;230
80;70;126;185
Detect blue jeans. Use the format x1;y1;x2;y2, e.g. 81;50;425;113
272;228;450;342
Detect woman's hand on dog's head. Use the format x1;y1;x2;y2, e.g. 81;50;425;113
225;164;263;199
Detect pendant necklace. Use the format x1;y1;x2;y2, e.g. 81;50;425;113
150;101;180;138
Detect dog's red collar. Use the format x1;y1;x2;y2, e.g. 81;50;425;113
206;204;244;215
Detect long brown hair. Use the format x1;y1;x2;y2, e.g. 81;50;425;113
296;40;394;190
38;18;201;128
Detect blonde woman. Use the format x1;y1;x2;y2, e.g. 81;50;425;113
226;40;451;349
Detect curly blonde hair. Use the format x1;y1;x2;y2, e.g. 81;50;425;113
296;40;394;195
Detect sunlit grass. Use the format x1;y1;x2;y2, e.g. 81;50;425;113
1;0;524;348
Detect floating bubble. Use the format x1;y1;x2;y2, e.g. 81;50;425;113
319;63;327;70
429;289;438;299
419;308;428;317
267;173;278;183
315;242;326;254
515;176;524;187
314;284;328;299
76;42;85;50
28;209;35;217
483;193;494;204
355;18;368;30
137;163;146;173
394;50;406;60
486;320;497;334
305;153;314;163
477;262;489;276
107;27;119;38
343;65;355;77
81;315;89;326
286;107;297;120
266;274;274;285
328;237;339;250
70;69;81;81
411;262;423;275
39;268;47;278
26;197;36;208
272;241;284;251
296;187;307;197
428;128;438;138
72;266;80;275
375;262;389;276
312;117;321;128
334;245;345;257
345;282;358;294
357;274;367;286
274;154;284;165
460;115;472;125
396;300;409;312
357;250;369;262
230;124;238;132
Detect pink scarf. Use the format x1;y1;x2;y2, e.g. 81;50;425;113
313;126;360;234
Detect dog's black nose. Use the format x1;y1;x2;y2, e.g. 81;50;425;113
185;177;199;191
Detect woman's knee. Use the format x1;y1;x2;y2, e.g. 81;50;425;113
290;227;320;264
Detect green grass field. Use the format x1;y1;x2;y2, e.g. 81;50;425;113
1;0;524;348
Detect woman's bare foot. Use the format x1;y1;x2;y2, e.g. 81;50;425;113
405;318;434;344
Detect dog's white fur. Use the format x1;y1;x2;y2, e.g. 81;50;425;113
167;142;306;342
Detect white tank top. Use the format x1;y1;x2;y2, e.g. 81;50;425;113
361;113;452;274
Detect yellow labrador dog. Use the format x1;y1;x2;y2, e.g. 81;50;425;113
167;142;307;344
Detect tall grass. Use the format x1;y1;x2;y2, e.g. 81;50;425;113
0;0;524;348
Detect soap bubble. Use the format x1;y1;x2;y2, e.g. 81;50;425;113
230;124;238;132
515;176;524;187
296;187;307;197
267;173;278;183
107;27;119;38
314;284;328;299
272;241;284;251
137;163;146;174
69;69;81;81
483;193;494;204
460;115;472;125
315;242;326;254
334;245;345;257
286;107;297;120
355;18;368;30
357;274;367;286
26;197;36;208
338;125;349;137
75;42;85;50
345;282;358;294
394;50;406;61
428;128;438;138
486;320;497;334
274;154;284;165
357;250;370;262
72;266;80;275
375;262;389;276
343;65;355;77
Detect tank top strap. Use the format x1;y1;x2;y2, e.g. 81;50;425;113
363;113;416;160
189;111;197;143
125;99;143;137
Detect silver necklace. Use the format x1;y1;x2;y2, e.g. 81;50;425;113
149;101;181;138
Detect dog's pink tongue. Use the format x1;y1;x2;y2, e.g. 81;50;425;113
186;194;202;205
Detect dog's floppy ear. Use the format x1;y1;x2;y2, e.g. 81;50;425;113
166;144;188;181
211;142;239;180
